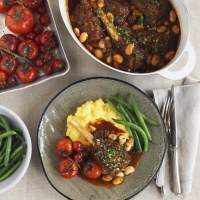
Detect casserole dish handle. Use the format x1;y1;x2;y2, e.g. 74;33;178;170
157;41;196;80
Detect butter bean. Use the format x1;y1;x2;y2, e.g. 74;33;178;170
172;25;180;35
99;40;105;49
151;54;160;66
106;56;112;64
97;0;104;8
157;25;167;33
94;49;103;59
79;32;88;43
113;54;123;64
124;166;135;175
108;133;117;140
102;175;113;182
165;51;175;60
74;27;80;37
133;24;143;31
112;177;123;185
169;10;177;23
125;43;135;55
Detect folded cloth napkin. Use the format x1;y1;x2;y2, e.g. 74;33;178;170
153;77;200;196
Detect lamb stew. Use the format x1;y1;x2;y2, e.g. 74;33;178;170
68;0;180;73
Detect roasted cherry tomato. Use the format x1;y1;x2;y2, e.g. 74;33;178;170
6;5;35;34
16;64;37;83
73;153;84;164
41;63;52;75
0;70;7;88
58;158;79;179
0;34;19;52
36;4;46;14
40;30;58;49
7;75;17;87
83;161;102;179
39;15;50;26
33;24;44;35
52;59;65;72
72;141;84;153
0;51;2;59
19;0;43;9
25;32;36;40
0;0;16;13
0;54;18;74
56;138;73;157
18;39;39;60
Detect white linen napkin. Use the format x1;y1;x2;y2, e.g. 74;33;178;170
153;77;200;196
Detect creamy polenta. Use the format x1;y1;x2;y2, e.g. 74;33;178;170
66;98;127;146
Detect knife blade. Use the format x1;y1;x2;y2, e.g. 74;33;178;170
170;84;181;195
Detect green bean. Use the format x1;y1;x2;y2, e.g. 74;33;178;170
0;152;5;164
130;95;152;141
117;104;142;152
141;113;158;126
0;140;7;157
0;115;11;131
10;145;24;160
0;122;5;129
113;119;148;152
0;146;24;177
0;139;2;149
0;159;23;182
0;131;16;140
107;96;132;110
4;136;12;167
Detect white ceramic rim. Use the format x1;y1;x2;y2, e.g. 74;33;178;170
0;105;32;193
59;0;190;76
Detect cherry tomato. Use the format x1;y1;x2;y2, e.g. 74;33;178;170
25;32;36;40
73;153;84;164
6;5;35;34
39;15;50;26
58;158;79;179
41;64;52;75
34;35;41;43
0;34;19;52
19;0;43;9
33;24;44;35
0;51;2;59
0;54;18;74
18;34;26;41
18;39;39;60
39;45;46;53
40;30;58;49
56;138;73;158
0;70;7;88
52;59;65;72
83;161;102;179
7;75;17;86
0;0;16;13
36;4;46;14
16;64;37;83
72;141;84;153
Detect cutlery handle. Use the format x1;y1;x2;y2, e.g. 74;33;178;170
171;146;181;195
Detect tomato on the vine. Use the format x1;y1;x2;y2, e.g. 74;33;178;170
58;158;79;179
18;39;39;60
36;4;46;14
56;138;73;158
52;59;65;72
0;0;16;13
16;64;37;83
72;141;84;153
0;54;18;74
6;5;35;34
0;34;19;52
0;70;7;88
7;75;17;86
83;161;102;179
19;0;44;9
41;64;52;75
73;153;84;164
39;15;50;26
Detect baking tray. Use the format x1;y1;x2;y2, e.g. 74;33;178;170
0;0;70;95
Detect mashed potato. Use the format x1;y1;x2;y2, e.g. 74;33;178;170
66;98;127;147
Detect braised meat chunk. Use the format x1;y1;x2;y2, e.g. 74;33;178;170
105;0;131;26
130;0;170;25
70;0;104;41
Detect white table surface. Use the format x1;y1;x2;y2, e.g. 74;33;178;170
0;0;200;199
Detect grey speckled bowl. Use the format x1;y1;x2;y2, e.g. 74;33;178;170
37;77;166;200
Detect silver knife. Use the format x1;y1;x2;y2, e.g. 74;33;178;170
170;84;181;195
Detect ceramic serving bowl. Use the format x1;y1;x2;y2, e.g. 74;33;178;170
59;0;196;80
0;105;32;193
37;77;166;200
